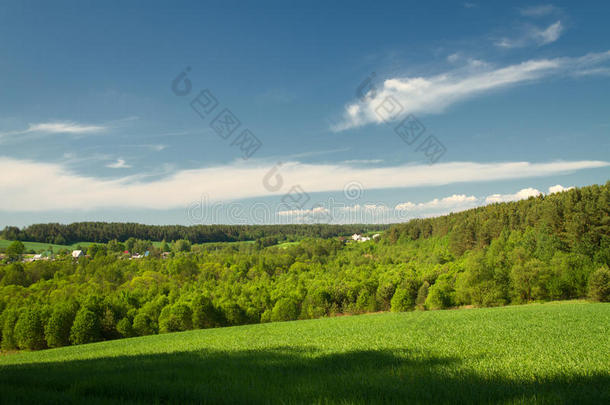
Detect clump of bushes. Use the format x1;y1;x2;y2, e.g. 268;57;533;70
588;267;610;302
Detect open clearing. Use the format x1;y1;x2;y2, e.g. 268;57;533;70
0;239;95;253
0;301;608;404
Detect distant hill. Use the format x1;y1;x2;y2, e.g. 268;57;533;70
387;180;610;261
1;223;388;245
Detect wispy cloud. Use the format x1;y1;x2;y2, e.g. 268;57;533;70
120;144;167;152
342;159;384;165
537;20;563;44
0;121;106;142
496;21;564;48
0;157;605;211
520;5;558;17
106;159;132;169
333;50;610;131
25;122;105;134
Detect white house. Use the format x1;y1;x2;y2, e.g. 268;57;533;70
72;250;84;258
32;254;43;261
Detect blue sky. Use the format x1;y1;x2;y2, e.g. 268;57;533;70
0;0;609;226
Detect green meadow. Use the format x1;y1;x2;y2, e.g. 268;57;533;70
0;239;95;254
1;301;608;404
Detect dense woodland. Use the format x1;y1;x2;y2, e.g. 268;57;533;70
0;182;608;351
1;223;387;245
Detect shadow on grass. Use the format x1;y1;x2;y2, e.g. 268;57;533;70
0;347;608;404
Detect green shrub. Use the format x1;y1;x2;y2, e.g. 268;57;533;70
100;308;120;340
218;301;246;326
588;267;610;302
425;277;454;310
159;303;193;333
415;281;429;309
1;308;20;350
355;289;376;313
6;241;25;261
14;309;46;350
70;309;102;345
300;288;331;319
1;263;27;287
132;312;156;336
192;296;220;329
391;287;415;312
116;317;135;338
260;309;272;323
45;304;76;348
376;283;396;311
271;298;299;322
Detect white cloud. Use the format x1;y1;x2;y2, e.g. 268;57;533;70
106;159;131;169
572;67;610;77
485;187;542;204
484;184;575;203
333;51;610;131
342;159;384;165
121;144;168;152
394;184;575;218
0;157;606;212
337;204;391;213
278;206;330;217
537;21;563;45
396;194;478;211
520;5;558;17
446;53;489;68
447;53;461;63
548;184;573;194
495;21;564;49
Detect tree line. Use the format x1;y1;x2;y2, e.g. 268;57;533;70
1;223;386;245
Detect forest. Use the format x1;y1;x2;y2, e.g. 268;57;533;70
1;223;387;245
0;181;608;352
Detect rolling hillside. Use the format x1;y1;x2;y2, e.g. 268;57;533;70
1;301;608;404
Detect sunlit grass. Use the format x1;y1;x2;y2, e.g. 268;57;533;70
1;301;608;404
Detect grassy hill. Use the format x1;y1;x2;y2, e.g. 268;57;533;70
0;239;95;254
1;301;608;404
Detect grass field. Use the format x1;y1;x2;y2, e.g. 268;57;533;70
276;241;301;248
0;239;96;253
1;301;608;404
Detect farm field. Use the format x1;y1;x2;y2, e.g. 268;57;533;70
0;239;96;253
1;301;608;404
